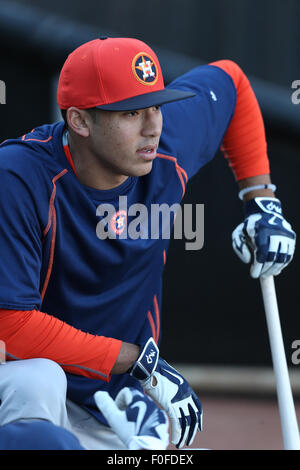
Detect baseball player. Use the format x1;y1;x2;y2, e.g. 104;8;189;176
0;36;295;450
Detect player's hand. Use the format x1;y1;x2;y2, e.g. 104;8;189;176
141;358;203;449
232;197;296;278
129;338;203;449
94;387;169;450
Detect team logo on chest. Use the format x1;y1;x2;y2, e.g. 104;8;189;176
110;210;127;235
132;52;158;86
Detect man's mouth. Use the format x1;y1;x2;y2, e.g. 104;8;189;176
136;145;157;161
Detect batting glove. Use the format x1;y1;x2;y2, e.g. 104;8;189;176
130;338;203;449
232;197;296;278
94;387;169;450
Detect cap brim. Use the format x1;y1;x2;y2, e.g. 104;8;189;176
96;88;195;111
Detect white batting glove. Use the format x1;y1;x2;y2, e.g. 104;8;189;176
232;197;296;278
94;387;169;450
130;338;203;448
141;358;203;448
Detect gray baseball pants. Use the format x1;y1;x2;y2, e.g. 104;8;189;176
0;358;126;450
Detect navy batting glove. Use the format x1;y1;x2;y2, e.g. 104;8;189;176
232;197;296;278
130;338;203;449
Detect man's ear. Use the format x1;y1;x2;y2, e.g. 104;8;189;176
66;107;90;137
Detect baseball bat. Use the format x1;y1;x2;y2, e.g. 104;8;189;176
260;275;300;450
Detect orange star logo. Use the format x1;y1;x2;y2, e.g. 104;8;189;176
132;53;158;86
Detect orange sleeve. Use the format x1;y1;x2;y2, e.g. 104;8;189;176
0;308;122;381
210;60;270;181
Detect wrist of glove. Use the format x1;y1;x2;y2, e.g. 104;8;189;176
128;337;159;380
130;337;203;449
94;386;169;450
232;197;296;279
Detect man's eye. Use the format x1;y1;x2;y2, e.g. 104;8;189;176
126;111;138;117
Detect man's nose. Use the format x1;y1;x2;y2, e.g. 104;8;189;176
141;108;162;137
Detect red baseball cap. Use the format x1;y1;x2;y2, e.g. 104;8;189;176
57;37;195;111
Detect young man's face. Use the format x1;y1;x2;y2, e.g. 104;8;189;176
89;106;163;179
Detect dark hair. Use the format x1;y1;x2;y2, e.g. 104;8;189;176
60;108;99;128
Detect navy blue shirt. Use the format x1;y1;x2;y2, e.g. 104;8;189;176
0;64;236;424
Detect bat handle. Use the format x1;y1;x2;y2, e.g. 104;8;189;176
260;275;300;450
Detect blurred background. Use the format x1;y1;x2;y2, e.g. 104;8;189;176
0;0;299;450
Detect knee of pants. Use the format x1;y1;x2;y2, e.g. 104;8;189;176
1;358;67;404
15;358;67;399
0;359;69;427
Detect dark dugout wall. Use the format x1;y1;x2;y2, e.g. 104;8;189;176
0;0;299;368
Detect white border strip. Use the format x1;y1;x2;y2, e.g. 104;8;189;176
173;364;300;396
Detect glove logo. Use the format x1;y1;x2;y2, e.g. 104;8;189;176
266;201;281;214
132;53;158;86
131;400;147;430
163;368;184;385
268;215;280;226
146;349;156;364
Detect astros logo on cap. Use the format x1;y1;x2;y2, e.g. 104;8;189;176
132;53;158;86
